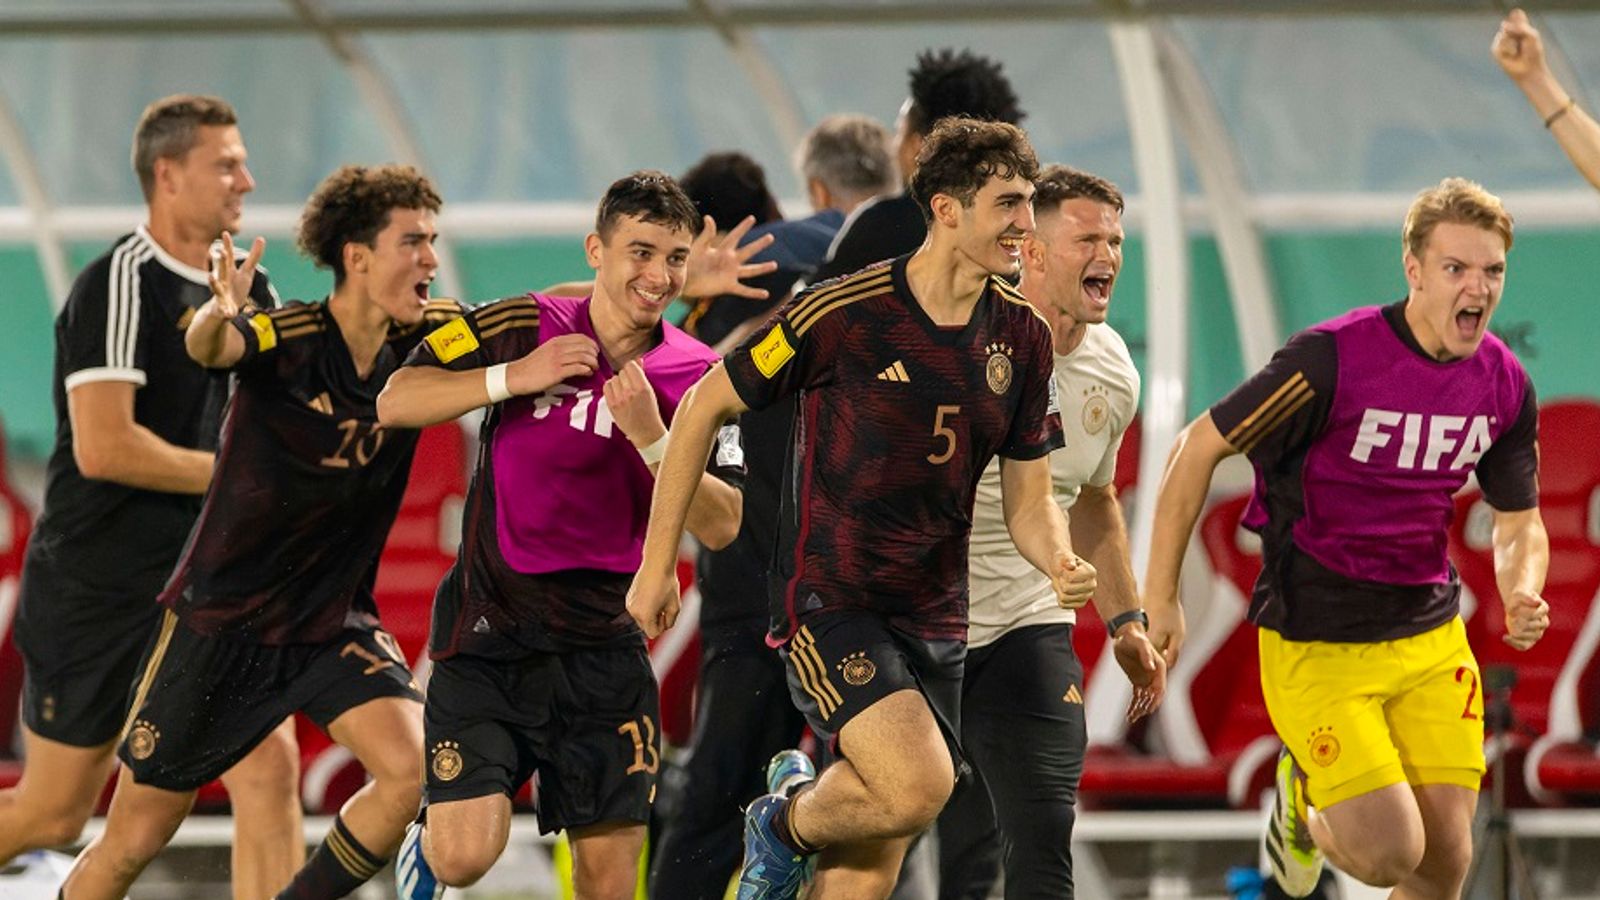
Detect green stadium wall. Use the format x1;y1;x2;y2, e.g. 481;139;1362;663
1;230;1594;462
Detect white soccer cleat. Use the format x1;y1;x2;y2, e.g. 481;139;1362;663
1265;747;1325;897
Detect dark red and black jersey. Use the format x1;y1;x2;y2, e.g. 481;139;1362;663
724;255;1063;643
160;298;463;644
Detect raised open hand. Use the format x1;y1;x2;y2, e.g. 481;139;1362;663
207;231;265;318
683;214;780;300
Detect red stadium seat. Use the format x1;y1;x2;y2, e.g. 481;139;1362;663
1081;493;1277;808
1457;400;1600;803
0;422;35;791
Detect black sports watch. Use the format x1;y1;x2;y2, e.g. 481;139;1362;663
1106;608;1149;638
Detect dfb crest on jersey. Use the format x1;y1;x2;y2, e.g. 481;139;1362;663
984;341;1014;395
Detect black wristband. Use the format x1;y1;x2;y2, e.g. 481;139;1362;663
1106;608;1149;638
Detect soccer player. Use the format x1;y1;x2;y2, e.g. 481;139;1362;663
1143;178;1549;898
379;171;745;900
937;166;1161;900
629;118;1102;899
648;114;895;900
1495;8;1600;192
809;48;1024;285
6;94;301;899
60;164;460;900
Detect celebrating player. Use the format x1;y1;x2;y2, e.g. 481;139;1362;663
1144;178;1549;898
628;118;1102;899
380;171;744;900
62;164;460;900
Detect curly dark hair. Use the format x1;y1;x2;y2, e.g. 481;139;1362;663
596;170;701;241
680;152;782;232
905;48;1026;137
909;118;1039;223
297;164;442;284
1034;165;1124;217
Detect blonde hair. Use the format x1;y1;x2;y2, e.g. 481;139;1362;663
1403;177;1514;259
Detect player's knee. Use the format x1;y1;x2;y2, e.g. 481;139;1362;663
1413;831;1473;892
884;765;953;835
367;751;425;818
1343;837;1425;887
573;857;638;900
426;839;497;888
1012;799;1075;855
32;811;92;849
224;730;302;800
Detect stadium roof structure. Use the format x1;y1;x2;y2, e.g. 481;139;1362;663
2;1;1597;639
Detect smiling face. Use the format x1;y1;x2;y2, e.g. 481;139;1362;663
586;214;691;330
1403;221;1507;361
352;207;439;326
946;172;1036;278
1029;196;1123;330
163;124;254;238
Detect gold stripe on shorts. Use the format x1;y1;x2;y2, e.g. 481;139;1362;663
118;609;179;743
789;626;843;719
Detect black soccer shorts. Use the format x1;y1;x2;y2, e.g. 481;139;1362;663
421;642;660;835
779;609;967;773
118;611;421;791
14;558;167;747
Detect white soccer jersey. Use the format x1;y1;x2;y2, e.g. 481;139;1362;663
966;322;1140;648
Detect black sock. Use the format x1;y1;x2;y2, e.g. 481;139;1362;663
273;815;387;899
771;790;819;856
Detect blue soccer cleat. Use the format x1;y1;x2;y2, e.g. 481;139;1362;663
737;793;809;900
395;822;443;900
765;749;816;797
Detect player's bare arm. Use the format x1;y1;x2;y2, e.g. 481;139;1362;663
603;360;742;550
1495;8;1600;191
1143;412;1239;669
376;332;599;428
67;381;213;493
186;230;265;369
1492;505;1552;650
1074;480;1166;720
998;454;1095;607
626;364;749;638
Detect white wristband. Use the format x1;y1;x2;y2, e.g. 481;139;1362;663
637;432;669;467
484;363;512;404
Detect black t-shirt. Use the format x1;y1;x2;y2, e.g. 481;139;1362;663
161;298;464;644
807;192;926;287
26;228;276;600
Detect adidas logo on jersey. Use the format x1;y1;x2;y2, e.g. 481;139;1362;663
473;616;492;634
1062;684;1084;704
876;361;910;383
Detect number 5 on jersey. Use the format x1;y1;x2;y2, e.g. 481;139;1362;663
928;404;961;465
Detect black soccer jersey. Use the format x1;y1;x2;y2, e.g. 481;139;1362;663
25;227;276;599
724;255;1063;643
159;298;463;644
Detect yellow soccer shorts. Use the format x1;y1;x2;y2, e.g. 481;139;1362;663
1258;616;1485;808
